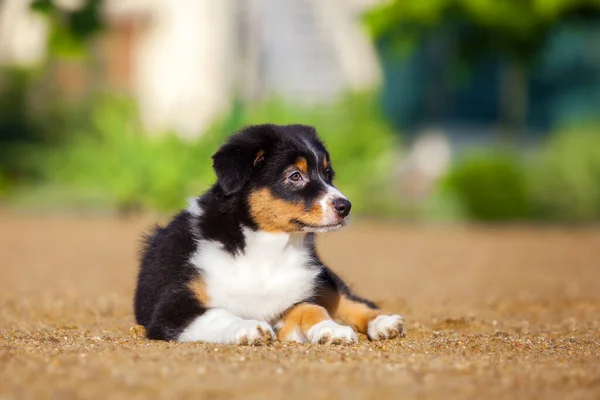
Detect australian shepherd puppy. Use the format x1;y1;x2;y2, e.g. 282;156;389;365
134;124;404;345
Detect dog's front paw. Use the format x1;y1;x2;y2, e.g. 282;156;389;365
232;320;275;346
307;320;357;345
367;314;405;341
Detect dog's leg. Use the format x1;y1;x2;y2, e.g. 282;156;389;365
144;282;206;341
315;268;405;341
145;282;274;345
275;303;357;345
178;308;275;345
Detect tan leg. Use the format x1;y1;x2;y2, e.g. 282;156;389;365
317;287;404;340
276;303;357;345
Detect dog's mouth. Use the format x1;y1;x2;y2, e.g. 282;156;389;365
290;218;348;232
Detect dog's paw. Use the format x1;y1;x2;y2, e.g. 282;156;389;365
232;320;275;346
307;320;358;345
367;314;405;341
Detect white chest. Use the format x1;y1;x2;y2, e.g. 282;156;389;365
190;229;319;322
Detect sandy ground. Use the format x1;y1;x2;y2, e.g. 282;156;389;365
0;210;599;399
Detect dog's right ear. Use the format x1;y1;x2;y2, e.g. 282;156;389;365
212;134;265;196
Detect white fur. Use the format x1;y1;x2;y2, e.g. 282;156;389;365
187;197;203;216
367;314;405;341
294;184;349;233
190;228;320;323
319;185;346;221
178;308;275;344
306;320;357;345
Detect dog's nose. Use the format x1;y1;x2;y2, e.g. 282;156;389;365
332;198;352;218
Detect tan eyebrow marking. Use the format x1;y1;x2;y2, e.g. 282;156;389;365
323;158;329;170
253;150;264;166
295;157;308;174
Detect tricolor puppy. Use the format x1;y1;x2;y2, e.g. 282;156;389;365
134;124;404;345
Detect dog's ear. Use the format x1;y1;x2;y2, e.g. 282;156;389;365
212;137;265;196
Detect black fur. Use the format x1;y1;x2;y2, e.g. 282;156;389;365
134;211;204;340
315;265;379;310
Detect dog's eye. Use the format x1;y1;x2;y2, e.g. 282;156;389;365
289;172;303;182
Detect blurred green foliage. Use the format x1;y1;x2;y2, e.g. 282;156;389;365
362;0;600;223
0;69;36;192
530;125;600;221
363;0;600;135
38;96;223;212
0;61;398;214
31;0;104;58
439;124;600;223
0;68;70;194
364;0;600;62
4;0;598;222
3;69;599;222
441;152;531;221
28;93;399;214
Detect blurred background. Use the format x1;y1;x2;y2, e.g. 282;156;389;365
1;0;600;222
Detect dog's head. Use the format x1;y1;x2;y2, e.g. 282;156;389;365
212;124;351;233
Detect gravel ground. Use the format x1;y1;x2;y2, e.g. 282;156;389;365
1;211;599;399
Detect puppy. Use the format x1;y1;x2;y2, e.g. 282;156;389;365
134;124;404;345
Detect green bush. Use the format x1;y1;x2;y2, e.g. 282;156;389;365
441;152;531;221
0;69;47;193
34;93;400;214
40;96;230;211
0;67;83;196
530;125;600;222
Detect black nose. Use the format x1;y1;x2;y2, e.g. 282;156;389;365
332;198;352;218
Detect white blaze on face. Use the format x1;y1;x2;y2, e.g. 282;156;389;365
319;184;348;226
299;134;349;230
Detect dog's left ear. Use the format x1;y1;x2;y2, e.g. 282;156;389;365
212;141;264;196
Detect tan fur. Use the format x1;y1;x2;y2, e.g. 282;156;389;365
253;150;264;166
323;158;329;170
188;277;211;305
317;287;381;333
248;188;323;232
276;303;331;341
295;157;308;174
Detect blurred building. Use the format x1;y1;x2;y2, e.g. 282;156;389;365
0;0;382;138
